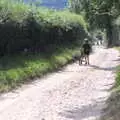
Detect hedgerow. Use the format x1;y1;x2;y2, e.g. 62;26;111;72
0;0;88;56
0;0;88;92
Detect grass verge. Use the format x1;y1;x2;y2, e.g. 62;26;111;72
0;45;80;93
100;47;120;120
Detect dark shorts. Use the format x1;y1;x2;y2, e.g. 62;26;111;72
84;50;90;55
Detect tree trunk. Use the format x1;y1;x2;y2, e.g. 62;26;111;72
106;16;113;47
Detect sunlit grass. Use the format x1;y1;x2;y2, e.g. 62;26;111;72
0;46;80;92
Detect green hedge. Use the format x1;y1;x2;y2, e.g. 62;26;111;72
0;0;88;56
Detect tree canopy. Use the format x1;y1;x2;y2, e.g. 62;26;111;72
69;0;120;46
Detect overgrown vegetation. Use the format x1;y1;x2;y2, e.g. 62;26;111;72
0;0;88;92
114;48;120;92
69;0;120;47
0;0;88;56
0;45;81;92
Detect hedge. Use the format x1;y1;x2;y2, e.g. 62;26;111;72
0;0;88;56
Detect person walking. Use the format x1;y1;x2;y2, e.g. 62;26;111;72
82;39;92;65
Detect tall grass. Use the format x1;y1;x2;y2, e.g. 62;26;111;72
0;45;80;92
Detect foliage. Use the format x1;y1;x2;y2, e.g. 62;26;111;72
0;45;80;92
116;69;120;88
69;0;120;25
0;0;88;56
0;0;88;92
69;0;120;46
114;16;120;26
115;47;120;89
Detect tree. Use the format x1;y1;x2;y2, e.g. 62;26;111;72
69;0;120;47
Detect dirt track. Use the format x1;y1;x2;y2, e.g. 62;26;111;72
0;46;119;120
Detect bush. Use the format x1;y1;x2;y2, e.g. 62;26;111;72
0;0;88;56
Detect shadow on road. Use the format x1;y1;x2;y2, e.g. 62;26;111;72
58;64;117;73
112;58;120;61
89;65;117;71
59;99;106;120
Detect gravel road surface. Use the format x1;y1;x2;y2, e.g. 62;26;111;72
0;46;119;120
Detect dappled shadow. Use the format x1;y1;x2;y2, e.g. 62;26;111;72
97;87;113;92
0;55;52;71
57;64;117;73
112;58;120;61
0;55;26;70
59;100;105;120
100;92;120;120
103;83;114;87
89;64;117;71
101;83;115;91
0;43;79;71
